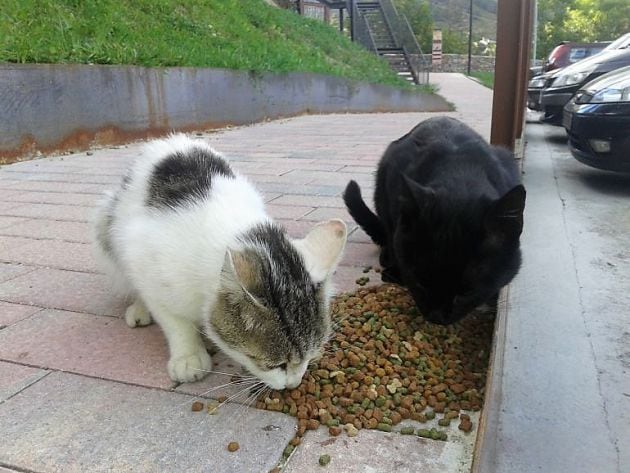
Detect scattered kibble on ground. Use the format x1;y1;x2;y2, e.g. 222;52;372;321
227;441;240;452
319;454;331;466
257;284;491;440
355;276;370;286
191;401;204;412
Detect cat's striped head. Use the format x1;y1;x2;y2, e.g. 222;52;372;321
209;219;347;390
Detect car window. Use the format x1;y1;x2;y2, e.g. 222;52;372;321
570;48;588;61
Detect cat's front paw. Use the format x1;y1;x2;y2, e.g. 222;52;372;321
167;349;212;383
125;301;153;328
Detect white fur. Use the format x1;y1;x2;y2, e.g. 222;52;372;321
93;134;347;387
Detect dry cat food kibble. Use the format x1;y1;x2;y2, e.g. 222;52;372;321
227;441;240;452
191;401;204;412
257;284;491;439
319;454;331;466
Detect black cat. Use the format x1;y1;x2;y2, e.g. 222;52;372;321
343;116;525;325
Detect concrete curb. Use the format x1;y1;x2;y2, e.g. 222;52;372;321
0;64;451;162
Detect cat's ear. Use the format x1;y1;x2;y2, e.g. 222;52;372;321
400;174;435;213
221;249;266;309
485;185;526;241
293;219;347;283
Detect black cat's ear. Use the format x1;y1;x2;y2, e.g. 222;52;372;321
484;185;526;241
400;174;435;211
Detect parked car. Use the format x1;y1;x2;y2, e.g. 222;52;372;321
528;69;559;111
563;66;630;173
542;41;609;74
527;36;629;111
540;44;630;125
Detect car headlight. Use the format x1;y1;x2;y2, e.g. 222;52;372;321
551;69;593;88
529;77;546;88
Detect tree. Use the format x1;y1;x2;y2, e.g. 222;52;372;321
536;0;630;59
394;0;434;52
442;27;468;54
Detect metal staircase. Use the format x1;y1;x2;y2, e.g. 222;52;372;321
350;0;429;84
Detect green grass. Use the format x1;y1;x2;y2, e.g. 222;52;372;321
468;71;494;89
0;0;408;88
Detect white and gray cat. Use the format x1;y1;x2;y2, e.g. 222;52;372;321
93;134;347;389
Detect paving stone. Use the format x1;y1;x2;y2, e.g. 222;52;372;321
0;466;21;472
0;301;42;327
268;194;345;208
0;202;25;213
0;268;124;316
1;202;92;222
0;239;98;273
348;226;375;244
0;372;296;473
300;206;353;224
0;309;173;389
0;236;33;252
0;361;48;402
339;165;376;174
340;242;379;267
262;192;283;203
257;182;341;197
0;216;29;230
283;427;470;473
0;263;36;284
3;190;101;206
0;219;92;243
266;204;314;220
332;265;379;294
0;172;84;183
0;180;102;194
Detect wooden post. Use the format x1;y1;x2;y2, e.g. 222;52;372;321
490;0;535;150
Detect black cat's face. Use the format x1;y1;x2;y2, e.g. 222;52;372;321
392;180;526;325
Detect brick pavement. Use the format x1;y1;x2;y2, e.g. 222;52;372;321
0;73;491;472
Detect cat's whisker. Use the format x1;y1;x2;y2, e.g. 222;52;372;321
191;367;257;379
213;386;264;415
233;382;266;420
191;379;261;400
176;379;261;408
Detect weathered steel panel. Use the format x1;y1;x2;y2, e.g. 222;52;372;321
0;64;450;161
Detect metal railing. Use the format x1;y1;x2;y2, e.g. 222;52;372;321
379;0;430;84
350;1;378;53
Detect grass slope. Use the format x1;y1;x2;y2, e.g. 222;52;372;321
468;71;494;89
0;0;407;87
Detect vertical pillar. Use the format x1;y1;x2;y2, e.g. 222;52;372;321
490;0;535;149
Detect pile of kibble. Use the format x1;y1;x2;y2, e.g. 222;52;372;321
256;283;493;445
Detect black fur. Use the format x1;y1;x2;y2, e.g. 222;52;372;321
147;147;234;208
343;117;526;324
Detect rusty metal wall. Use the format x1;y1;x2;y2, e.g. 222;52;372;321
0;64;450;161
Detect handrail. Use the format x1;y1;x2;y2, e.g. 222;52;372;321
351;1;378;53
378;0;429;84
402;15;430;84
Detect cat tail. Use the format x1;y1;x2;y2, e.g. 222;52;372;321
343;180;386;246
